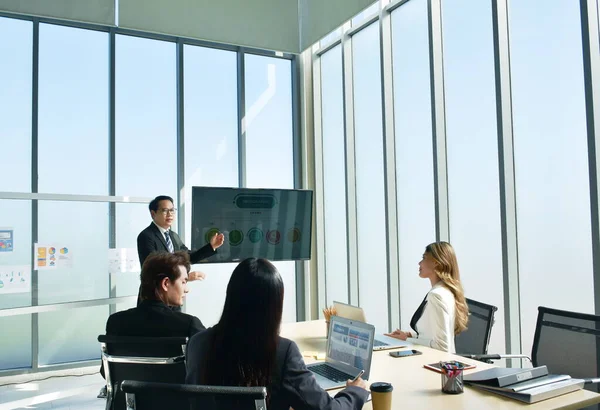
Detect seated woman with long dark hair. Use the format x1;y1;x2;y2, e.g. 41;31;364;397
186;258;369;410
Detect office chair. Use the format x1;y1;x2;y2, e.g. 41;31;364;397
120;380;268;410
455;298;498;359
532;306;600;404
98;335;188;410
456;298;531;364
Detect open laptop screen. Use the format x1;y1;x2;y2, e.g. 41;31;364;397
328;318;373;378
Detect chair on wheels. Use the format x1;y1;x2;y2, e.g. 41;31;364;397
120;380;267;410
98;335;188;410
455;298;498;359
532;306;600;406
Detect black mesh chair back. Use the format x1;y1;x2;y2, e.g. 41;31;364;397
98;335;188;410
121;380;267;410
532;306;600;402
455;298;497;356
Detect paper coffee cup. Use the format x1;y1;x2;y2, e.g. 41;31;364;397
370;382;393;410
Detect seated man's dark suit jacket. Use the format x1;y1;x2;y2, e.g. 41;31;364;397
101;300;205;378
136;223;216;308
185;327;369;410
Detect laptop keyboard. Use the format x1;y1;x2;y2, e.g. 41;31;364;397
373;339;389;347
310;363;355;382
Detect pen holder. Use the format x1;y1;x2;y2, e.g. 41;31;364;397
325;321;330;338
440;362;464;394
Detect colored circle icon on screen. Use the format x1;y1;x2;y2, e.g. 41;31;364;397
205;228;220;244
248;228;263;243
266;230;281;245
287;228;301;243
229;230;244;246
60;247;68;254
49;247;56;255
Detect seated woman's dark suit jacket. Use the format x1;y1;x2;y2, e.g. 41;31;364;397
185;327;369;410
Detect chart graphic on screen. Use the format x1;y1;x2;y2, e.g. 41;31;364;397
191;187;313;263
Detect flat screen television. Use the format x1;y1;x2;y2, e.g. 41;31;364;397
191;187;313;263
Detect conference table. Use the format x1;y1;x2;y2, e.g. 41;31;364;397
280;320;600;410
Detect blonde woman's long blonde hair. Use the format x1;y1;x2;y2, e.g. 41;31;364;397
425;241;469;335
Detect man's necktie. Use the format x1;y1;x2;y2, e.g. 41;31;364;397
164;231;174;253
410;294;429;336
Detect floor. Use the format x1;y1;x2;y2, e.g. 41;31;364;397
0;366;106;410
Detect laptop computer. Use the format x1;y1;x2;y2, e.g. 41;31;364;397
307;315;375;390
333;301;411;351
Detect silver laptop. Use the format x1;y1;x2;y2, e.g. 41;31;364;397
307;315;375;390
333;301;411;351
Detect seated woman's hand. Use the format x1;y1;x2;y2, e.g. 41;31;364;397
188;271;206;281
384;329;410;341
346;376;367;390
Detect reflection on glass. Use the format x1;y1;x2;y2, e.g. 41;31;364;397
116;34;177;198
509;0;594;352
352;22;388;331
443;0;505;357
391;0;436;329
38;24;108;195
321;45;349;305
0;17;32;192
244;54;296;322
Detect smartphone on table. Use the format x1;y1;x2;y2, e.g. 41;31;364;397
389;349;422;358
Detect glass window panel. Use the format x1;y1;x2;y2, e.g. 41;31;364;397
244;54;296;323
509;0;594;353
352;2;379;26
38;306;108;365
352;22;388;331
320;28;343;47
114;203;149;314
37;201;108;365
443;0;505;356
38;24;108;195
391;0;436;330
116;34;176;197
0;17;32;192
0;199;32;370
38;201;109;304
320;45;348;305
182;45;239;326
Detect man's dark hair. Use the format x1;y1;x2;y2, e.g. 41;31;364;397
139;251;191;302
149;195;174;212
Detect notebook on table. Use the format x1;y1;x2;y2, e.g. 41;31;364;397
333;301;411;351
307;315;375;390
465;366;586;403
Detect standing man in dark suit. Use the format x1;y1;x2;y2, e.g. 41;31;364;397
136;195;224;305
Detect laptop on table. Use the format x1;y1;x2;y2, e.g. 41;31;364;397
333;301;411;351
307;315;375;390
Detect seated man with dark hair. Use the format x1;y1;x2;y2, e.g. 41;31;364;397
98;251;205;398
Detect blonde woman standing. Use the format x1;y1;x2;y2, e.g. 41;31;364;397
385;241;469;353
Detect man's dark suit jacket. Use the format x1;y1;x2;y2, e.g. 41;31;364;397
136;223;216;308
185;327;369;410
107;300;205;337
101;300;205;378
137;222;216;267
